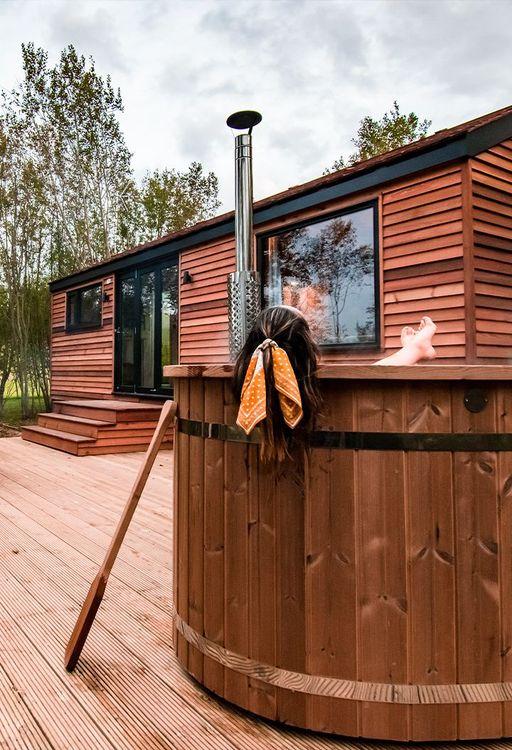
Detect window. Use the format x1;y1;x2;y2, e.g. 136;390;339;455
115;261;178;395
262;204;379;347
66;283;102;331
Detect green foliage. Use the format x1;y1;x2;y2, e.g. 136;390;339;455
137;162;220;241
2;394;45;426
14;42;136;276
0;42;220;423
324;101;432;174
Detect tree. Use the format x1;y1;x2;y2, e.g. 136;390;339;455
0;43;221;422
0;286;12;414
0;114;51;417
137;162;220;242
15;43;136;276
325;101;431;173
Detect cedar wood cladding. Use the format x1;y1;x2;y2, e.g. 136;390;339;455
471;138;512;359
51;276;115;398
49;135;512;398
180;162;468;364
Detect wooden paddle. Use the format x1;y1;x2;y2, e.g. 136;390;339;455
64;399;177;671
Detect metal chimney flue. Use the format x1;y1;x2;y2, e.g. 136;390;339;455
226;110;262;360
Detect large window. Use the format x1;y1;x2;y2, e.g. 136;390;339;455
115;261;178;395
262;204;378;347
66;283;102;331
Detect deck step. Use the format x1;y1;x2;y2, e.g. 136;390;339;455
23;398;173;456
78;442;173;456
54;399;163;424
21;425;93;455
37;413;111;438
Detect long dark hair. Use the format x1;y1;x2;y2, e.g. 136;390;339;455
233;305;322;462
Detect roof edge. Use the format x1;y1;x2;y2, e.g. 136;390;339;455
50;108;512;293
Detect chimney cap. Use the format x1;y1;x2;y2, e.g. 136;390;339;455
226;110;262;131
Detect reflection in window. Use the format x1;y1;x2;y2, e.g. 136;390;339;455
119;276;136;388
263;206;377;346
140;271;156;388
66;283;102;331
161;265;179;389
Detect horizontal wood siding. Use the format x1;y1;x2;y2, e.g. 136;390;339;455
472;139;512;360
381;166;466;361
50;276;114;399
178;166;467;364
179;238;234;364
50;139;512;378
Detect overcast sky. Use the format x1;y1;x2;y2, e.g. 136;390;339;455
1;0;511;212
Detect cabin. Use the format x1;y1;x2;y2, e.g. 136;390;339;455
22;104;512;454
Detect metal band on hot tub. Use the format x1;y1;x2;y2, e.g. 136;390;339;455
177;417;512;451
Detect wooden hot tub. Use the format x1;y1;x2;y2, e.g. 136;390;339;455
166;363;512;742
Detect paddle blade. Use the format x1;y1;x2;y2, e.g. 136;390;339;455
64;572;107;671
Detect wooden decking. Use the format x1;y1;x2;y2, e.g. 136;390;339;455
0;437;511;750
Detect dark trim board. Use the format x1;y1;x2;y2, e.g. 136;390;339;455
49;113;512;294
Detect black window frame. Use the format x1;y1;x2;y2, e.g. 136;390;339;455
114;256;179;397
257;200;381;351
66;282;103;333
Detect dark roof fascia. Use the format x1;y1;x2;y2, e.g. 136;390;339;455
254;135;468;225
49;221;233;292
50;115;512;294
465;110;512;155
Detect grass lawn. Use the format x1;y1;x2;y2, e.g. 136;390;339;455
1;394;45;428
1;378;47;428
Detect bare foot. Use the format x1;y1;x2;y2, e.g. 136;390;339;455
373;316;437;366
403;316;437;361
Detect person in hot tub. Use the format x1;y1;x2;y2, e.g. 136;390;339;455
233;305;436;461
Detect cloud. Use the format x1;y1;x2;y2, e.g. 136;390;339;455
1;0;511;212
47;2;128;72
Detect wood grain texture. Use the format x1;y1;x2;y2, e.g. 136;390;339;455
4;437;434;750
472;140;512;360
187;378;205;682
248;449;278;719
165;363;512;381
50;276;115;398
276;455;307;727
175;378;190;666
202;378;225;694
355;381;409;740
405;383;457;740
23;399;173;456
452;386;502;739
497;384;512;737
305;382;358;734
223;381;250;708
173;374;512;740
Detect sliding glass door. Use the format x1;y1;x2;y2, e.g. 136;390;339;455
115;260;178;395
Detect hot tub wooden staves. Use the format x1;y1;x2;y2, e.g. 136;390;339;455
168;364;512;742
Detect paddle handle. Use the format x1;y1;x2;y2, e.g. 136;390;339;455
64;399;177;671
101;399;177;574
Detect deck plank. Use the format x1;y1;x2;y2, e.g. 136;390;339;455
2;437;512;750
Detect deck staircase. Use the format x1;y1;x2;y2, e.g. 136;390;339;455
21;399;173;456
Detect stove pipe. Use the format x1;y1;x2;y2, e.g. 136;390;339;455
226;111;262;360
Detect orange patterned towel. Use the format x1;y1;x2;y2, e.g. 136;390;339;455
236;339;303;435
